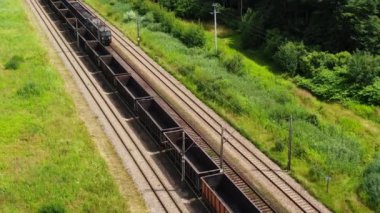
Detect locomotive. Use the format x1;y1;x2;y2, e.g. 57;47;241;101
62;0;112;46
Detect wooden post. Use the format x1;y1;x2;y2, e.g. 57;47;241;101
181;131;186;182
219;126;224;173
287;115;293;171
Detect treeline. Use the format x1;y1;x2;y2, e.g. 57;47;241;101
153;0;380;105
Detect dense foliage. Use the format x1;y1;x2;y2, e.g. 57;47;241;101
128;0;206;47
360;156;380;211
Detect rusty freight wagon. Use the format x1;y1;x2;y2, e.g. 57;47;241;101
201;173;260;213
163;130;220;193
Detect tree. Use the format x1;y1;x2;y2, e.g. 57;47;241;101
340;0;380;54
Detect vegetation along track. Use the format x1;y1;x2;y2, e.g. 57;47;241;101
29;0;183;211
82;1;326;212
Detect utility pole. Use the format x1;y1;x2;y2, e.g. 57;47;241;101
219;126;225;173
287;115;293;171
181;131;186;182
137;14;141;46
211;3;220;53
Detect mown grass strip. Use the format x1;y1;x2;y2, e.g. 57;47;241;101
0;0;145;211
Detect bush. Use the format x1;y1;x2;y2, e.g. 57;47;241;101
16;82;41;98
359;78;380;105
180;25;205;47
240;9;266;49
360;156;380;211
131;0;205;47
274;41;307;76
347;51;380;86
38;203;66;213
4;55;24;70
263;29;285;56
299;51;338;77
122;10;136;23
220;52;244;75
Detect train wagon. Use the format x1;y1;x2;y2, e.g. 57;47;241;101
84;41;111;67
135;99;181;144
61;0;112;45
99;56;130;84
201;173;260;213
163;130;220;193
115;75;151;110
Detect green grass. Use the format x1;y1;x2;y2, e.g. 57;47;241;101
0;0;143;211
84;0;380;211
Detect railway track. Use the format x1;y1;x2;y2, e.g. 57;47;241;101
29;0;185;211
81;2;328;212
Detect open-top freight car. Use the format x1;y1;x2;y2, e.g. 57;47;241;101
43;1;271;212
99;56;130;84
61;0;112;45
115;75;152;110
84;41;111;67
135;99;181;144
163;130;220;194
202;173;260;213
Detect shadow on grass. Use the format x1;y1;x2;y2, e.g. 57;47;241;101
224;33;285;76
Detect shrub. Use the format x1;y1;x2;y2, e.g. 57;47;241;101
359;78;380;105
16;82;41;98
180;25;205;47
220;52;244;75
360;156;380;211
38;203;66;213
4;55;24;70
240;9;266;49
131;0;205;47
308;164;325;182
299;51;337;77
272;140;285;152
263;28;285;56
122;10;136;23
173;0;199;19
274;41;307;76
347;51;380;86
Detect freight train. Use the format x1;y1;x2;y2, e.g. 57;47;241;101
44;0;261;212
58;0;111;45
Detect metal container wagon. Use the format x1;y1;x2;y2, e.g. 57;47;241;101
201;173;260;213
115;75;151;110
163;130;220;193
46;0;65;18
99;56;129;84
77;28;96;49
135;99;181;144
84;41;111;67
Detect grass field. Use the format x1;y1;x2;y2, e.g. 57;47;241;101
83;0;380;212
0;0;146;211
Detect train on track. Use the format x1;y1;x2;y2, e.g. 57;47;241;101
58;0;111;45
44;0;261;212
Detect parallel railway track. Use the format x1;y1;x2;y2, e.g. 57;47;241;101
29;0;184;211
81;2;325;212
